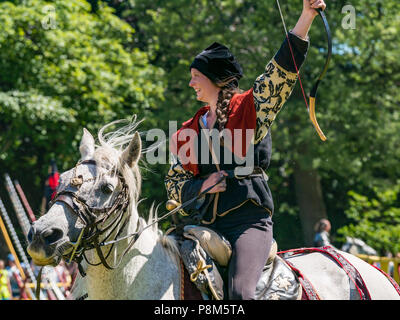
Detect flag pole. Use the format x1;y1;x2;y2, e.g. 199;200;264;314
5;174;66;300
0;197;37;299
14;179;36;223
4;174;31;238
0;203;25;278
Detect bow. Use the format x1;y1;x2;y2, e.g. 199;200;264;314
276;1;332;141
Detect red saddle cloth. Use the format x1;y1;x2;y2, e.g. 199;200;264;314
278;246;373;300
180;246;400;300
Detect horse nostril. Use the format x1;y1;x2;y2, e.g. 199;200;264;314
41;228;64;245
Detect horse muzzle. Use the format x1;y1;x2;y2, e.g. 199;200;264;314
27;223;67;266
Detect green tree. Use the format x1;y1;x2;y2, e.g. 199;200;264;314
1;0;399;253
337;182;400;255
0;0;165;212
111;0;400;248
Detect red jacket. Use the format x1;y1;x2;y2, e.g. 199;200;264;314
170;89;256;176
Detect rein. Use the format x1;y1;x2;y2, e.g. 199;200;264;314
35;153;231;300
35;160;226;300
99;174;227;247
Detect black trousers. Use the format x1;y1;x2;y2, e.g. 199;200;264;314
208;201;273;300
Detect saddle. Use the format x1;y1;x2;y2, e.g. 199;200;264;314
179;225;301;300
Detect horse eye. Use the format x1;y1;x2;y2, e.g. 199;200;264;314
101;183;114;194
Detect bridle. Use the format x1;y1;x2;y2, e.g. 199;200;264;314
50;159;135;273
35;159;141;300
50;159;222;273
35;159;226;299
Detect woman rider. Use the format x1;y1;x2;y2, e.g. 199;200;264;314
165;0;327;300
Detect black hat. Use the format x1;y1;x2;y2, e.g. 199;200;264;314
190;42;243;87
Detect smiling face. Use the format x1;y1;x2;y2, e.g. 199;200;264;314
189;68;220;105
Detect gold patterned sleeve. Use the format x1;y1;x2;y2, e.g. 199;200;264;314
164;159;205;216
252;32;309;144
253;58;298;144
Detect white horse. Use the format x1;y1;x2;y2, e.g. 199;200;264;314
341;236;378;256
27;120;400;300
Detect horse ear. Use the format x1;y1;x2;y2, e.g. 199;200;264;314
122;131;142;167
79;128;95;160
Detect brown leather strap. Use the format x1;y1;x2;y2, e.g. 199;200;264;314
55;194;90;225
207;136;221;224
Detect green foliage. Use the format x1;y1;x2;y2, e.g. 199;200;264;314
337;182;400;255
110;0;300;227
0;0;399;252
319;0;400;184
0;0;165;210
112;0;400;248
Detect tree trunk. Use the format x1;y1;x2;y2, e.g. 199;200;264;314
293;161;328;246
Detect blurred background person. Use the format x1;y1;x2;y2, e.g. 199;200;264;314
40;159;60;215
0;259;12;300
6;253;27;299
313;218;332;247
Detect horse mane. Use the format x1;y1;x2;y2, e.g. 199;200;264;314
92;118;180;261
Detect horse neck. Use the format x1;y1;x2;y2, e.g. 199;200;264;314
85;208;181;300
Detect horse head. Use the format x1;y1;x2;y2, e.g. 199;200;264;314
27;121;142;268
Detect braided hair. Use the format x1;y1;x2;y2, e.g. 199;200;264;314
215;78;240;131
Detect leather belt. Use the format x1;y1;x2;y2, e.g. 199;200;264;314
228;166;268;180
201;166;268;181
